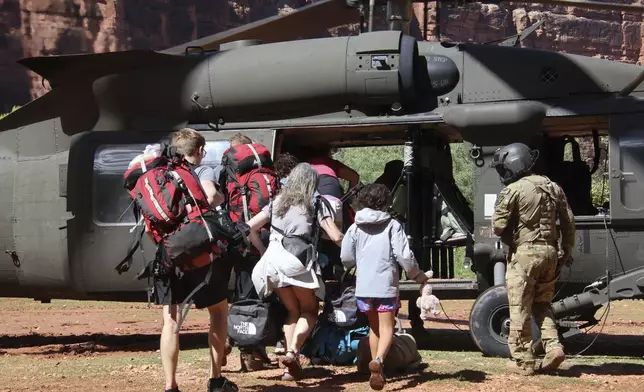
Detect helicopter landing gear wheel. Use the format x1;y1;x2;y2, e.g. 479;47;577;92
469;285;541;358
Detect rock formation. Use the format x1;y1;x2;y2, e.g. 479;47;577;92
1;0;644;111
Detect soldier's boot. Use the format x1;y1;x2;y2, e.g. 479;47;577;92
505;360;535;376
539;348;565;371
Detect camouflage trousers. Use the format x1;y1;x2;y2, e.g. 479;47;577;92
506;243;563;368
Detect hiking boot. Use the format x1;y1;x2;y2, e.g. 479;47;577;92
274;339;286;355
207;377;238;392
539;348;565;371
255;346;271;364
368;358;386;390
240;351;265;372
280;351;304;381
505;360;535;376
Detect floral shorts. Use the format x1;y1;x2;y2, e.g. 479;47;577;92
356;296;401;313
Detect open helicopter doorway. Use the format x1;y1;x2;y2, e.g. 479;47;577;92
276;127;477;299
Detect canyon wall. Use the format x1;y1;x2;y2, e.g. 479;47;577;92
1;0;644;111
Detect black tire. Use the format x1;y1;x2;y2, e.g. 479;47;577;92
469;285;541;358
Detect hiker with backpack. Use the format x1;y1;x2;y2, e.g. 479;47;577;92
340;183;432;391
245;163;345;381
220;133;280;371
123;129;239;392
296;146;359;282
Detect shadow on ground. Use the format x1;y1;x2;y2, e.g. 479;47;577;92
1;328;643;361
243;366;487;391
548;362;644;378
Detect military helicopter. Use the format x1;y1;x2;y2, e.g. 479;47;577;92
1;0;644;359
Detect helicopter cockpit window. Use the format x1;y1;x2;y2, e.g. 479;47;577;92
93;144;150;225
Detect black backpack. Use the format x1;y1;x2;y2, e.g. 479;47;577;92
321;267;368;329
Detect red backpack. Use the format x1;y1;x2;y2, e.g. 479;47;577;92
116;144;221;270
116;145;239;331
219;143;281;224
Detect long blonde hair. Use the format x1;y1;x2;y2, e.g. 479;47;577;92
275;163;318;218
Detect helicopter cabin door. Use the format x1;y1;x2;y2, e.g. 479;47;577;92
68;128;276;297
609;113;644;224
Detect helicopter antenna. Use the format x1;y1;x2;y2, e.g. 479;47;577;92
483;19;544;47
617;67;644;97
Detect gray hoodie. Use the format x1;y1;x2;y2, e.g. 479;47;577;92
340;208;426;298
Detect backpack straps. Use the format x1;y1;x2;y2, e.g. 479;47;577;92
167;170;216;333
175;259;213;333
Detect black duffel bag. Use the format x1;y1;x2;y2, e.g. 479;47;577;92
228;299;286;349
321;268;368;330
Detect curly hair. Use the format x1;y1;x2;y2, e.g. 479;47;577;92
274;153;300;179
274;163;318;218
356;183;391;212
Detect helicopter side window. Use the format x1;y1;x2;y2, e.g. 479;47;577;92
92;141;232;226
93;144;150;225
610;128;644;215
201;140;231;182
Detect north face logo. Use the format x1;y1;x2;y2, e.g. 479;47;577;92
233;321;257;335
329;310;347;324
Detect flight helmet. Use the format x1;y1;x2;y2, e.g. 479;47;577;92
490;143;539;185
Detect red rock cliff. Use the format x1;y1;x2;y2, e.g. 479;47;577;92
1;0;643;112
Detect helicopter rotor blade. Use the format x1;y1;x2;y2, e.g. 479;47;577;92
161;0;361;55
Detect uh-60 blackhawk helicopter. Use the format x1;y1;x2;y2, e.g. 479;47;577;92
1;0;644;359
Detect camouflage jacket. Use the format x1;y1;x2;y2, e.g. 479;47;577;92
492;174;575;256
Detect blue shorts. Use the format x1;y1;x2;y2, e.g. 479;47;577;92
356;297;400;313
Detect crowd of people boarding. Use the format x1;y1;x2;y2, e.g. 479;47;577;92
127;129;433;392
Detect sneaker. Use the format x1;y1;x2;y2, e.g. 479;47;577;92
280;351;304;381
368;358;386;390
274;339;286;355
255;346;271;364
207;377;238;392
240;352;265;372
539;348;565;371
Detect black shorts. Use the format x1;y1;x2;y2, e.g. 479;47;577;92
153;258;232;309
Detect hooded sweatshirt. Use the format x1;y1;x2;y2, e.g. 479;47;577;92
340;208;426;298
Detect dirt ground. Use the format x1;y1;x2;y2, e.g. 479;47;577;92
0;298;643;392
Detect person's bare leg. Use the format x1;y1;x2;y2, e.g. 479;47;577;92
291;287;318;352
207;299;229;379
366;310;380;363
275;287;301;380
161;305;180;390
275;287;300;352
376;311;395;361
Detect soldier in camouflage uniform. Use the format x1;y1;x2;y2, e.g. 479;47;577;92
491;143;575;375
